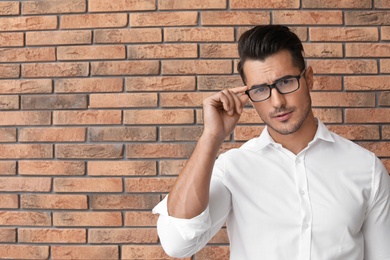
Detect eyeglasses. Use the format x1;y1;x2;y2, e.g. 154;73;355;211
245;69;306;102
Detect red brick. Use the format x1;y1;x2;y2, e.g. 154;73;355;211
52;246;118;260
58;45;125;61
381;59;390;73
328;125;380;140
27;30;91;46
122;245;191;260
0;211;51;226
0;47;55;62
344;76;390;91
22;0;86;14
0;228;16;242
0;245;49;260
89;126;156;142
91;60;160;76
303;43;343;58
218;142;245;156
209;229;229;243
198;75;243;91
346;108;390;123
382;159;390;173
55;144;123;159
162;60;231;74
160;126;203;141
196;246;230;260
0;32;23;47
21;94;87;110
273;11;342;25
61;13;128;29
164;27;234;42
0;144;52;159
22;62;89;78
0;2;19;15
125;177;176;192
95;28;162;43
201;11;269;25
379;92;390;106
312;76;342;91
313;108;343;123
303;0;370;8
21;194;87;209
54;177;122;192
231;0;298;8
19;161;85;176
0;64;19;78
19;228;86;243
307;60;377;74
130;12;198;27
161;0;226;9
234;125;265;141
311;92;375;107
383;126;390;140
55;78;123;93
128;43;197;59
89;0;155;11
88;161;156;176
0;95;18;109
89;93;157;108
53;110;121;125
0;111;50;126
0;161;16;175
0;79;52;94
345;11;390;25
127;143;195;159
53;212;122;226
124;212;158;226
126;76;195;91
159;160;186;175
376;0;390;8
0;194;18;208
19;127;86;143
0;177;51;192
309;27;378;42
160;92;213;107
88;228;157;243
382;27;390;40
124;109;194;124
346;43;390;57
359;142;390;157
0;16;57;31
90;194;160;209
200;43;238;58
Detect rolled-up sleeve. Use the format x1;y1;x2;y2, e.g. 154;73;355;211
153;157;231;258
363;157;390;260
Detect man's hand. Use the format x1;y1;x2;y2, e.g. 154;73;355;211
202;86;249;143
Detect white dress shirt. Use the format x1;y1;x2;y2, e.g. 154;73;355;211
153;120;390;260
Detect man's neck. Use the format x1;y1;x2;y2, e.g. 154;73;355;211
268;113;318;155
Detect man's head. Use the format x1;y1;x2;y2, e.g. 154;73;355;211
237;25;305;85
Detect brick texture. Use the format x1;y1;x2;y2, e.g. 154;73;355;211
0;1;388;259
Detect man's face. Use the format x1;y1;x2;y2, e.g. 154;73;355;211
243;49;314;138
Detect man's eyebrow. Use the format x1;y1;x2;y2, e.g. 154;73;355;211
250;74;296;89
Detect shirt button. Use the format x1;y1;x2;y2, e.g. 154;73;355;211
300;190;305;196
303;223;309;229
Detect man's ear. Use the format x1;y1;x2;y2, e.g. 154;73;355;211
305;66;314;91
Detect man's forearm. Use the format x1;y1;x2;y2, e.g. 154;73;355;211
167;134;223;219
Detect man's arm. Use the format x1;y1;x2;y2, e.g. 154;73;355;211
167;86;249;219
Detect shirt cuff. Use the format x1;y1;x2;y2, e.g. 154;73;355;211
152;195;212;240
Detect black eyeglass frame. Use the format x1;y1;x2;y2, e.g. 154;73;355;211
245;69;306;102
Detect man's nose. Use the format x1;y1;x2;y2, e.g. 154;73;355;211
269;88;287;108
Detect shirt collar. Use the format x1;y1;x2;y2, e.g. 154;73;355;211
255;118;335;150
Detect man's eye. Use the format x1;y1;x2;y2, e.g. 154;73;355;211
280;78;294;85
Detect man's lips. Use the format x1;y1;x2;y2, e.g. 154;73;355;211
272;111;293;121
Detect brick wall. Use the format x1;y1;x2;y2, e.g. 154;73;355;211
0;0;389;259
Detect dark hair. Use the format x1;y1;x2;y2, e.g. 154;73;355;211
237;25;305;85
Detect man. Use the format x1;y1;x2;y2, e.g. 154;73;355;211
153;25;390;259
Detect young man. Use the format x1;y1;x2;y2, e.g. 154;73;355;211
153;25;390;259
